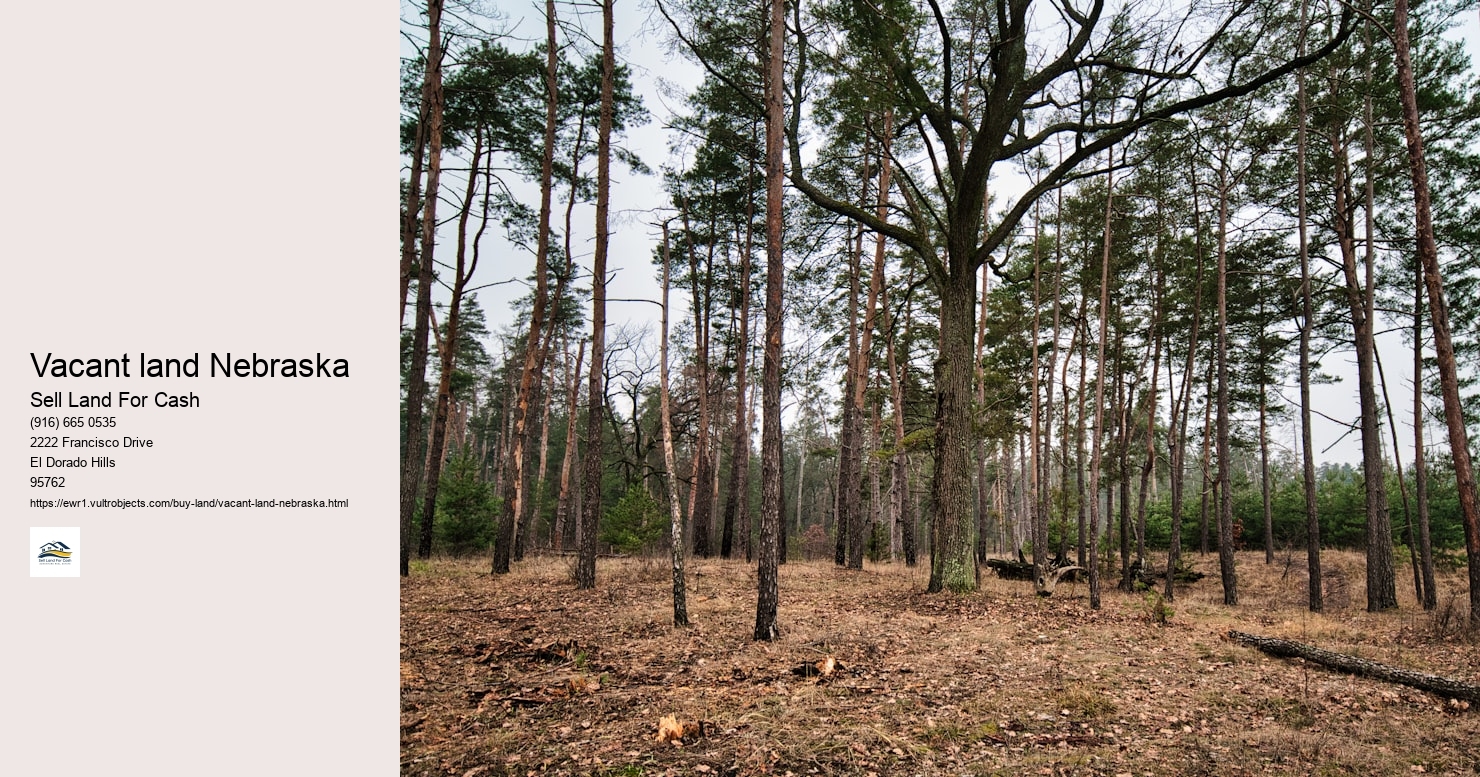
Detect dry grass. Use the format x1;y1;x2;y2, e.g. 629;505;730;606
401;550;1478;776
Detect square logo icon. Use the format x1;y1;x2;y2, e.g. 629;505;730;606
31;527;80;578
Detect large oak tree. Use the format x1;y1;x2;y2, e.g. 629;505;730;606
785;0;1353;591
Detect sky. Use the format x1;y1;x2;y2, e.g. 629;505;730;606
468;0;697;346
448;1;1480;469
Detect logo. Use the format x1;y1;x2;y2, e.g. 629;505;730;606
30;527;81;577
38;541;73;561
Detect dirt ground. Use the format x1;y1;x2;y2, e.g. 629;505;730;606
400;550;1479;776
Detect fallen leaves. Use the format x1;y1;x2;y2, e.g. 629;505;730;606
402;552;1480;777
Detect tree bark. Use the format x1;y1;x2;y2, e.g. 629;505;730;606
849;119;892;566
400;80;428;328
1046;181;1066;563
1030;206;1047;592
1163;275;1199;605
1260;382;1273;566
928;273;980;593
869;402;885;561
1115;332;1133;591
1075;313;1089;570
1394;0;1480;624
424;128;485;560
577;0;616;591
400;0;444;577
1136;270;1162;573
687;195;717;559
839;222;865;568
554;338;584;552
1259;287;1273;565
1329;74;1396;611
1058;315;1077;563
975;265;992;568
869;109;895;561
1296;1;1323;611
1087;149;1115;609
885;281;917;566
754;0;784;641
721;192;754;560
1198;362;1214;556
1214;158;1237;606
1414;264;1437;610
1362;31;1398;612
1377;346;1423;604
494;0;561;572
659;223;689;627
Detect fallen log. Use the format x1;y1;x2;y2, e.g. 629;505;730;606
984;558;1035;581
986;557;1200;586
983;558;1084;595
985;556;1083;579
1227;630;1480;704
1132;565;1205;587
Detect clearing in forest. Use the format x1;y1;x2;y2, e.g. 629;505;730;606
401;551;1477;776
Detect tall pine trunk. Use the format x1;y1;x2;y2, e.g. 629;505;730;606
400;88;428;327
1198;365;1214;556
885;279;917;566
754;0;785;641
1414;266;1437;610
854;120;891;565
1394;0;1480;624
576;0;616;590
1329;74;1396;611
425;129;485;560
400;0;444;577
1361;32;1397;612
1136;271;1163;573
1075;313;1089;569
686;193;718;559
1046;184;1066;563
659;223;689;627
1296;0;1323;611
721;187;755;559
975;267;992;567
839;222;865;568
1029;207;1048;592
554;339;584;551
1087;148;1115;609
1214;158;1238;606
1057;316;1077;563
1259;382;1273;565
1115;334;1133;591
495;0;560;573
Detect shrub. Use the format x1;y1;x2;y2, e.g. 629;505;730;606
435;451;498;556
800;523;831;560
1140;589;1174;625
600;485;668;554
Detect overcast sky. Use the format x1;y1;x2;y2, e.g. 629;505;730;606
453;1;1480;468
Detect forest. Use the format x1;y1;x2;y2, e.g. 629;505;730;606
400;0;1480;773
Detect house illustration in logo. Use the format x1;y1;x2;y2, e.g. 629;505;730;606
38;541;72;560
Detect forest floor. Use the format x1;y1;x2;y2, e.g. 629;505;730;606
401;549;1478;777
